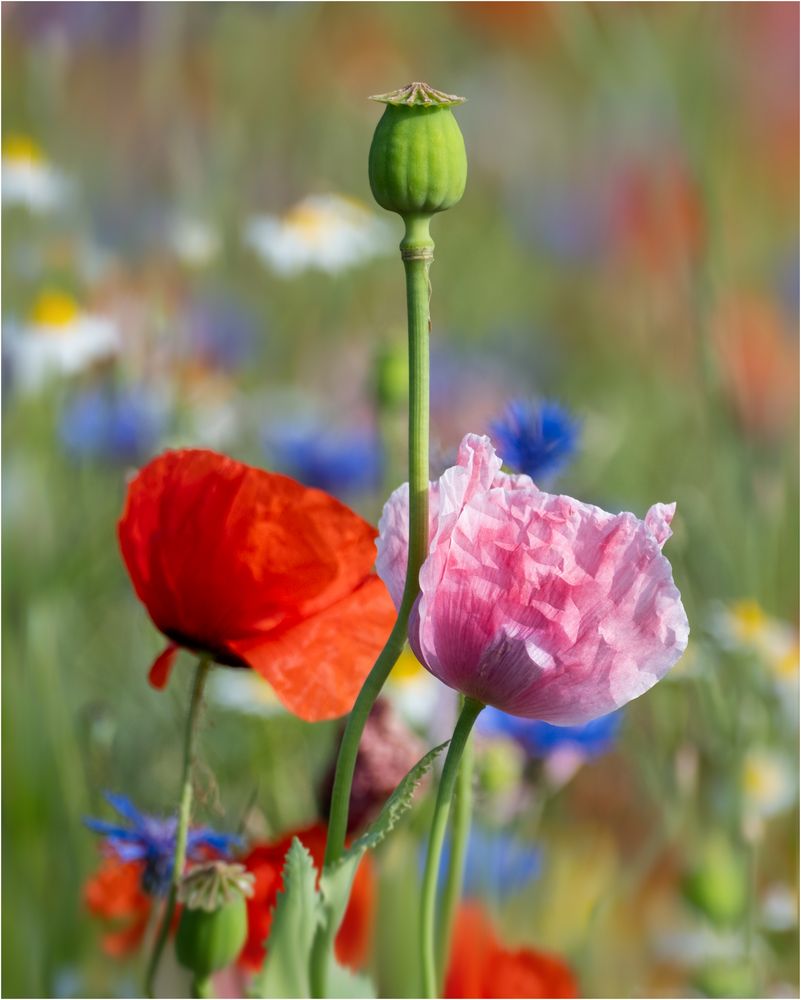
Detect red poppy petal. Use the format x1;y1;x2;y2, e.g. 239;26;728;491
148;644;179;689
335;851;375;969
444;903;578;999
231;575;396;722
444;904;497;999
492;949;578;999
118;449;382;652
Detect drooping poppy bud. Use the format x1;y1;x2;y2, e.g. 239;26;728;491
175;861;254;991
368;82;467;250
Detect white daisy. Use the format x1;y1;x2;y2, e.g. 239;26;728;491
243;193;392;276
6;289;120;393
2;134;70;213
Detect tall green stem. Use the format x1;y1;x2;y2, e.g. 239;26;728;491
311;219;433;1000
323;216;432;871
420;698;484;999
436;699;475;983
144;658;210;999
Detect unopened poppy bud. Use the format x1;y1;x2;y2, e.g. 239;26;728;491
368;82;467;250
175;861;254;988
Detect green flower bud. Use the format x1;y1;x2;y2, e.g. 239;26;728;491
368;82;467;231
682;835;748;927
175;861;254;985
375;340;409;410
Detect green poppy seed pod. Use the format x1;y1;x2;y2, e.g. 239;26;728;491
175;862;254;983
368;82;467;249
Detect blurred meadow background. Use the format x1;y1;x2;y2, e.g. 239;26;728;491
2;2;799;998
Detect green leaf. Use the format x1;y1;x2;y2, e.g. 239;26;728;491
250;838;323;999
326;958;376;999
346;740;449;860
312;740;450;995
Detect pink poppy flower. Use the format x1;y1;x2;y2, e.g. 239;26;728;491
377;434;688;724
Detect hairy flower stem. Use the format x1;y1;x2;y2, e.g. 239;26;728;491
436;698;475;983
145;658;210;999
420;698;484;999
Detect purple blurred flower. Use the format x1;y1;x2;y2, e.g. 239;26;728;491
58;384;165;463
184;296;258;372
12;2;145;48
477;707;622;760
319;698;425;835
84;792;240;896
443;826;541;901
263;421;382;498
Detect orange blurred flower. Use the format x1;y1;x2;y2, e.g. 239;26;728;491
611;155;705;279
444;903;578;999
84;857;152;957
712;292;798;438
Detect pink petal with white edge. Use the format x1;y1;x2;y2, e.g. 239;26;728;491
645;502;676;548
388;434;689;725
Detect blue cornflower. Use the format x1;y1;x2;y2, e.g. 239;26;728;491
478;708;622;760
263;422;383;498
84;792;240;896
432;826;541;902
59;385;165;463
488;398;580;480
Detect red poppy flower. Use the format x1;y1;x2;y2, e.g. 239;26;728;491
84;857;152;957
238;823;375;972
444;903;577;999
118;449;396;721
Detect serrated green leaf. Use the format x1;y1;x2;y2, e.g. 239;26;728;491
249;838;323;999
319;740;449;933
346;740;449;860
311;741;450;996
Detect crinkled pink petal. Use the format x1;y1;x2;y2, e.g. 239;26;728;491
376;482;411;610
645;502;675;548
392;435;689;725
376;434;533;609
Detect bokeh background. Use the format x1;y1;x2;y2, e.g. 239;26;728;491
2;3;798;998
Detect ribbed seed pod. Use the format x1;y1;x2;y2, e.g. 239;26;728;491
175;861;254;981
368;83;467;219
176;897;248;980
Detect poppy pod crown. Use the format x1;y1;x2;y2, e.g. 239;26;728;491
118;448;395;721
